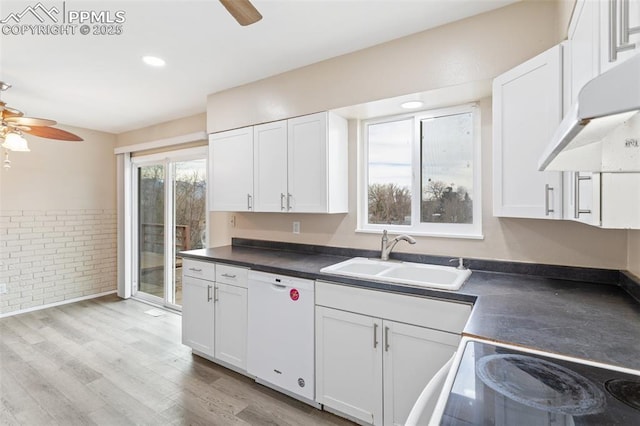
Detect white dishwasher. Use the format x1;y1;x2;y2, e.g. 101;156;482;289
247;271;315;401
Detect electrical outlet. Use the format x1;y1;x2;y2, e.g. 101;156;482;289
293;221;300;234
0;283;7;294
230;215;236;228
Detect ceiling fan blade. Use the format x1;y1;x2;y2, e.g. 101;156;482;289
219;0;262;26
5;116;56;127
0;102;24;117
24;126;83;141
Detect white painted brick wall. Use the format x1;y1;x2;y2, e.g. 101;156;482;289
0;209;116;314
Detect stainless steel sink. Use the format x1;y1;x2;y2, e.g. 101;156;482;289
320;257;471;291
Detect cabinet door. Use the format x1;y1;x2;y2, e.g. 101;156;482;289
253;121;288;212
567;0;601;108
214;283;248;370
209;127;254;211
288;112;328;213
493;44;563;219
315;307;383;425
601;173;640;228
182;275;215;356
382;321;459;426
600;0;640;73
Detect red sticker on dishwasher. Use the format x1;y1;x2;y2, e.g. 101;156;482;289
290;289;300;301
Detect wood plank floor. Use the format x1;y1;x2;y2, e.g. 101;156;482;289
0;294;356;426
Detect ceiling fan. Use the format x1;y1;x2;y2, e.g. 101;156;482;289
219;0;262;26
1;81;83;169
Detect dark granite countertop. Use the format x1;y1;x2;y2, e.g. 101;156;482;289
181;244;640;371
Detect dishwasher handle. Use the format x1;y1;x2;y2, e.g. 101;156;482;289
405;352;456;426
271;283;287;290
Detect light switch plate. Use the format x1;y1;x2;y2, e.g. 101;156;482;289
293;221;300;234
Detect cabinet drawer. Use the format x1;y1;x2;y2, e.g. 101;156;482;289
183;258;216;281
216;264;249;287
316;281;471;334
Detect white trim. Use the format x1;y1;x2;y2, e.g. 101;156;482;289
0;291;117;318
358;103;482;239
117;152;132;298
130;146;207;165
114;131;207;155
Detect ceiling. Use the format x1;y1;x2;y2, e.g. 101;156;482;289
0;0;518;134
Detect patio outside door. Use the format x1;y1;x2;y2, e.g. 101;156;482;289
133;150;207;309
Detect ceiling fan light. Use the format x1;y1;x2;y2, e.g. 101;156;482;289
2;132;30;152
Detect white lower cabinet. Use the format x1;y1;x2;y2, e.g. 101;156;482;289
214;282;248;370
315;307;383;424
315;282;469;425
182;275;215;356
182;261;248;371
382;321;459;426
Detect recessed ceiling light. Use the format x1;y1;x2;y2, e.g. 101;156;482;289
142;56;166;67
401;101;424;109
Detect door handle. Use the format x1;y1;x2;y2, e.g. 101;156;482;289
207;285;212;302
221;273;236;279
574;173;593;218
544;184;554;216
280;193;286;211
214;286;219;302
287;193;293;211
373;323;379;348
247;193;253;210
384;326;390;352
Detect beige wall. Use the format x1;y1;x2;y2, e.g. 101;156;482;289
0;125;117;314
0;125;116;210
205;0;631;270
207;0;566;133
629;231;640;277
116;113;207;148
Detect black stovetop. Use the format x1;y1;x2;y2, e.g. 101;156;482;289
441;341;640;425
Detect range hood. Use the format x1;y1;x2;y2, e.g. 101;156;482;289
538;53;640;172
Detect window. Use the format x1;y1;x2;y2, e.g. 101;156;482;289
360;104;482;238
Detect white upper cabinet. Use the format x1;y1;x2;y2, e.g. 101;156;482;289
492;45;564;219
565;0;601;111
209;127;254;212
287;112;348;213
600;0;640;73
210;111;348;213
253;120;288;212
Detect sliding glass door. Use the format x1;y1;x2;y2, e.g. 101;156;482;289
138;164;167;302
133;148;207;309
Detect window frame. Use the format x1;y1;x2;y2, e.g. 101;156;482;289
357;103;483;239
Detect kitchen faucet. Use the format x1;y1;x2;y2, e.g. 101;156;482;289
380;229;416;261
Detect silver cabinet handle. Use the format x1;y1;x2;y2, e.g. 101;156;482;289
280;193;286;211
247;193;253;210
609;0;636;62
287;193;292;211
573;173;593;218
214;286;219;302
373;323;379;348
207;285;212;302
189;267;202;272
610;0;619;62
384;326;390;352
621;0;640;46
544;184;555;216
221;273;236;279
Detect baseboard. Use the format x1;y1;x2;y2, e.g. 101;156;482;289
0;290;117;318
